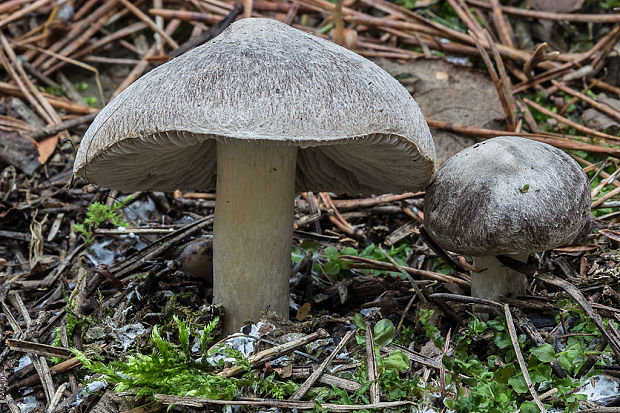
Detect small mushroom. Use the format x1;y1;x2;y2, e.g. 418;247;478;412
74;18;436;333
424;136;590;307
177;238;213;285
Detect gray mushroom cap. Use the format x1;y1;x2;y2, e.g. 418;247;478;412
424;136;591;256
73;18;435;194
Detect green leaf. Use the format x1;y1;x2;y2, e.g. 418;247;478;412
520;400;540;413
382;350;409;372
322;261;340;276
508;374;528;394
557;353;573;372
494;364;517;384
494;333;512;349
529;364;552;384
323;246;339;258
530;344;556;363
353;313;366;331
340;247;358;256
468;317;487;334
174;316;191;360
487;319;506;331
373;319;395;347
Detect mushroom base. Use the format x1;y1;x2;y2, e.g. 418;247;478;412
471;254;528;318
213;141;297;334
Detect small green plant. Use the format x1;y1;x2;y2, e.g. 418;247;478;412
40;85;65;96
395;0;417;9
352;315;421;402
84;96;98;107
443;311;605;413
418;308;442;346
74;316;299;399
599;0;620;9
75;81;89;91
73;197;132;244
293;241;413;280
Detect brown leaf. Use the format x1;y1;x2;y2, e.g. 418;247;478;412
530;0;584;12
273;364;293;378
376;59;504;165
581;94;620;135
296;302;311;321
34;134;58;164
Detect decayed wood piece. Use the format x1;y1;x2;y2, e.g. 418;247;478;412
218;329;329;378
289;329;355;400
5;339;72;358
9;358;81;391
154;394;414;411
365;325;380;404
290;367;362;391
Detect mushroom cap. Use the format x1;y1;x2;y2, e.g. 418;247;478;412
424;136;591;256
73;18;435;194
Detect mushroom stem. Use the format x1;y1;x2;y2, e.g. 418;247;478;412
471;253;529;303
214;141;297;334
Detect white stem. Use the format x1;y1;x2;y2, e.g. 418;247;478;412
214;141;297;334
472;253;529;302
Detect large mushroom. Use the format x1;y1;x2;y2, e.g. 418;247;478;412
424;136;590;306
74;18;436;333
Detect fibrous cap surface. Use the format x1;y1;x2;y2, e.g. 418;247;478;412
73;18;435;194
424;136;591;256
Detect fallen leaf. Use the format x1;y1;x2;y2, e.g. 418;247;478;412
296;302;311;321
376;59;504;165
273;364;293;378
581;94;620;135
0;131;40;174
34;134;59;164
530;0;584;12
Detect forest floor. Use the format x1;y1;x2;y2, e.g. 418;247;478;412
1;0;620;412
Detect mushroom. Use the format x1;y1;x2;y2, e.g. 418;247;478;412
423;136;590;306
73;18;436;333
177;238;213;285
